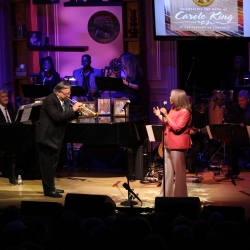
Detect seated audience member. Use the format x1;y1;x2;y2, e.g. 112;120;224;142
223;55;250;89
0;89;16;185
37;56;61;93
186;96;206;174
72;54;102;101
225;90;250;176
111;52;142;102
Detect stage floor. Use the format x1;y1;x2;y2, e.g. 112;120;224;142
0;166;250;219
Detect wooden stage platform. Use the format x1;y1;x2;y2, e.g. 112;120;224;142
0;166;250;220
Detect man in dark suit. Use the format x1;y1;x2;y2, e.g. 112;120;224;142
72;54;102;101
0;88;17;185
35;82;82;198
0;88;15;124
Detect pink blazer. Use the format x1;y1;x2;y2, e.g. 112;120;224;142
163;107;192;150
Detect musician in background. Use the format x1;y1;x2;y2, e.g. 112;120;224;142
153;89;192;197
111;52;142;101
225;90;250;177
0;88;16;185
223;56;250;89
35;82;82;198
186;96;206;174
37;56;61;93
72;54;102;101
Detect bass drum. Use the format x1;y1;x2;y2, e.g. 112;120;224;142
208;101;224;124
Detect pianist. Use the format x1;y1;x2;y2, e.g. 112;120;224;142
0;88;15;124
0;88;17;185
35;82;82;198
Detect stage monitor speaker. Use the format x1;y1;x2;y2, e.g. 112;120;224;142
64;193;116;218
21;201;62;217
204;205;245;222
155;197;201;220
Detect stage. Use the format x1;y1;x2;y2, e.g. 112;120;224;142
0;166;250;220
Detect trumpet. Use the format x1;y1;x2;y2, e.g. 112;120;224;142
68;98;99;118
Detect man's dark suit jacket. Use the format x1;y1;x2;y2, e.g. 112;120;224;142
35;92;78;150
0;103;16;124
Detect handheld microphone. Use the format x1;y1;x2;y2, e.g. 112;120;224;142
160;101;167;117
123;183;142;203
121;100;131;112
162;101;167;107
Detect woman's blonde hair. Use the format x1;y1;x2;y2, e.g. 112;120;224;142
120;52;142;81
170;89;191;112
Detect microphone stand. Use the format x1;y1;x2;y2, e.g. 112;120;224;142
161;113;166;197
185;60;195;88
120;105;138;207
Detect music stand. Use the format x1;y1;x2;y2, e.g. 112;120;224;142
95;76;125;97
70;85;87;97
207;124;247;185
145;125;163;185
15;102;42;124
21;84;50;98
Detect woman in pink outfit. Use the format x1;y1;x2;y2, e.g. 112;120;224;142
153;89;192;197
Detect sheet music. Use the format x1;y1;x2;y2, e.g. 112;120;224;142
146;125;163;142
15;105;25;122
21;107;32;122
146;125;155;141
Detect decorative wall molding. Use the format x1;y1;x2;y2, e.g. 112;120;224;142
148;41;161;81
150;87;168;96
0;0;13;88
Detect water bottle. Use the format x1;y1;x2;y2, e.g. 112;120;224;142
17;175;23;185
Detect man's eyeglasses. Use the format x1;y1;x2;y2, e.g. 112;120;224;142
60;91;71;96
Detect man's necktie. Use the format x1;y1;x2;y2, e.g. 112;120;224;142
62;102;65;111
4;107;11;123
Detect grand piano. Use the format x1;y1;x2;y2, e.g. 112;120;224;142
64;115;147;175
64;115;147;147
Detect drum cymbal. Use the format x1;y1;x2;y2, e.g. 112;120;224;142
185;86;205;91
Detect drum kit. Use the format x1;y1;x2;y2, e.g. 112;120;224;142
192;89;234;124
